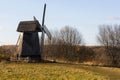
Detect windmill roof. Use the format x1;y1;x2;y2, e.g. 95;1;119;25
17;21;42;32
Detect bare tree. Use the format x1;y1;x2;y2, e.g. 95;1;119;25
60;26;82;45
44;30;60;61
44;26;83;62
97;25;120;66
59;26;83;61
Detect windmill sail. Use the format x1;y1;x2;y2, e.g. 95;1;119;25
43;25;51;40
41;3;46;54
33;16;38;21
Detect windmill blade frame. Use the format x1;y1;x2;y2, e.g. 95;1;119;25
33;16;38;21
41;3;46;55
43;25;52;40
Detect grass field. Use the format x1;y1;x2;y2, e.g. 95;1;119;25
0;62;120;80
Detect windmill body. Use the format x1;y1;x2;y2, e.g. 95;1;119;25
17;21;42;61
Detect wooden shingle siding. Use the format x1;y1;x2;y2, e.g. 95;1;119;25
20;32;41;58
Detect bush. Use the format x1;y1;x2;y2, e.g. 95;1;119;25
0;47;10;61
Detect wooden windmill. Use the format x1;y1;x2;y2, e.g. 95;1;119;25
16;3;51;61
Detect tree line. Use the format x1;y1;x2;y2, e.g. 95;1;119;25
43;25;120;67
43;26;94;62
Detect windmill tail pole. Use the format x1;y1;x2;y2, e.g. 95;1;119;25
41;3;46;56
13;34;21;54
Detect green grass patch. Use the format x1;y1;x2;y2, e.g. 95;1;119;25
0;63;119;80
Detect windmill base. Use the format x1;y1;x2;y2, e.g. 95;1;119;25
10;56;42;62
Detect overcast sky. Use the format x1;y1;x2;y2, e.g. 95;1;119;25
0;0;120;46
